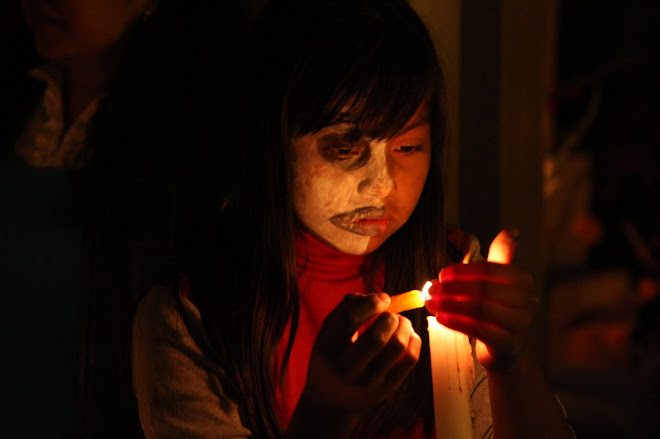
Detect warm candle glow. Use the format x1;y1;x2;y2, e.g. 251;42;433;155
487;239;508;264
487;229;518;264
427;316;474;439
421;280;432;299
385;281;433;314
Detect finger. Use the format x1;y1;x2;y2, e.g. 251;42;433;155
318;292;391;354
361;315;416;383
487;228;519;264
337;311;399;377
427;280;536;311
431;295;535;331
383;330;421;388
435;312;515;354
439;261;533;288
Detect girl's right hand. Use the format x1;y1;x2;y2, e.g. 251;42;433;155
295;292;421;426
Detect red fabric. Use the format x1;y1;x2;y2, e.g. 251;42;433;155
276;231;431;438
276;231;368;423
177;230;433;436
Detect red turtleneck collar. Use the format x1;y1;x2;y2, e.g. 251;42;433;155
295;229;379;282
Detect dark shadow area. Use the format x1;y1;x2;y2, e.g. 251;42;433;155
545;1;660;437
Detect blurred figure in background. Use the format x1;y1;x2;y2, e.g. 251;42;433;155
0;0;249;436
544;1;660;437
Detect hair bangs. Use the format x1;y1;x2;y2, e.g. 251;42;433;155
284;1;441;141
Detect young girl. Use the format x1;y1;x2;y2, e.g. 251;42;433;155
132;0;576;437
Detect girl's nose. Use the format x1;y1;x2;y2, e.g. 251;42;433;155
357;143;394;198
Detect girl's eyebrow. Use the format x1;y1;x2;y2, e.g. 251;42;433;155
319;121;362;141
396;114;431;136
322;110;429;139
325;116;357;129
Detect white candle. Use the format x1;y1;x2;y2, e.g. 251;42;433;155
427;316;474;439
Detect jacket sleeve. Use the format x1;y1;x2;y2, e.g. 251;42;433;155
132;283;253;438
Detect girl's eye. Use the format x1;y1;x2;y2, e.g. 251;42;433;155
321;142;366;161
337;146;357;157
395;145;422;154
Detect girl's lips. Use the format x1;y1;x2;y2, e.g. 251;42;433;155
330;207;390;236
352;218;391;236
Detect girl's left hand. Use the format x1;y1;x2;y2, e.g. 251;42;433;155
425;229;539;371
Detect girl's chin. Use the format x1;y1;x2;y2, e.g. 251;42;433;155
299;222;395;255
334;235;388;256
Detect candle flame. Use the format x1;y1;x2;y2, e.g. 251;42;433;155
421;281;432;301
487;229;518;264
487;240;507;264
385;281;434;314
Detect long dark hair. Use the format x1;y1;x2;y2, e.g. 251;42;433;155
187;0;448;436
87;0;251;248
80;2;251;434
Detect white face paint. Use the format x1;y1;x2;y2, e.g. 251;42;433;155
291;104;432;255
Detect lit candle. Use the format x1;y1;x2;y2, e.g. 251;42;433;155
427;316;474;439
384;281;474;436
384;282;432;314
425;228;516;438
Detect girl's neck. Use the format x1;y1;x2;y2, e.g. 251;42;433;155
296;229;381;286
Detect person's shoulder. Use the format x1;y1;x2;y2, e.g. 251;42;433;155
135;277;215;352
133;280;253;438
137;279;180;321
135;279;200;338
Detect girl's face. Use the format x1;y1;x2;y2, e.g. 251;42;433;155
21;0;148;62
292;103;432;255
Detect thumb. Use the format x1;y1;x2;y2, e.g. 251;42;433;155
487;228;519;264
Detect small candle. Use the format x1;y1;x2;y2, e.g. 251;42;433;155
427;316;474;439
385;281;432;314
385;290;423;314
